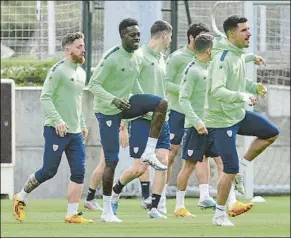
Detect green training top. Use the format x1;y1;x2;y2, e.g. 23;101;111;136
88;44;144;115
179;58;209;128
165;45;195;114
204;37;258;128
136;44;166;120
40;58;86;133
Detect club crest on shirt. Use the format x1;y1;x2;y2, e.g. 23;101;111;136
53;144;58;151
106;120;112;127
133;147;139;154
187;150;193;156
226;130;232;137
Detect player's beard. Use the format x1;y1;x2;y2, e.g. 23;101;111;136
72;54;85;64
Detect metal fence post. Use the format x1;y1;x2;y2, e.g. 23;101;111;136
82;1;92;85
170;0;178;53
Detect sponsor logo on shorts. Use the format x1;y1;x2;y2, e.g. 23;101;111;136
226;130;232;137
106;120;112;127
53;144;58;151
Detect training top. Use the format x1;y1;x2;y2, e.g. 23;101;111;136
204;37;258;128
136;44;166;120
165;45;195;114
40;58;86;133
179;59;209;128
88;44;143;115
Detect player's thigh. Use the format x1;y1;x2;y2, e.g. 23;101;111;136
65;132;86;176
155;148;170;166
168;110;185;145
238;110;279;139
156;120;171;151
41;126;69;171
122;94;162;119
182;127;206;162
209;126;239;174
96;113;121;162
204;133;220;160
129;118;150;158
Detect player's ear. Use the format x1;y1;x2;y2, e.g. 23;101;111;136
65;45;71;54
160;31;166;40
189;34;194;42
227;29;234;38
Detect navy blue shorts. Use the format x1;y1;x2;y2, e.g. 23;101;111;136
168;110;185;145
129;118;171;158
210;110;280;174
35;126;86;184
182;127;219;162
96;94;163;163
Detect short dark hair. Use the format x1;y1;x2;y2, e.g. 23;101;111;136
150;20;172;37
62;32;84;48
187;22;210;44
195;34;214;53
223;15;248;36
119;18;139;37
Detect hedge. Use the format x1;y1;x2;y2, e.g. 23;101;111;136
1;57;60;86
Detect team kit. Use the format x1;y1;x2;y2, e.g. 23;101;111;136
12;15;279;227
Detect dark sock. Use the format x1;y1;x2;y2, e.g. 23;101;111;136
150;194;161;209
86;187;96;201
140;181;150;200
113;180;125;194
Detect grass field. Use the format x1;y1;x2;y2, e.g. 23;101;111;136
1;196;290;237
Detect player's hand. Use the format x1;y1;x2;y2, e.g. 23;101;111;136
254;56;266;66
249;95;258;106
55;120;69;137
241;93;258;106
119;127;129;148
112;97;131;110
256;82;267;98
81;127;88;140
195;123;208;135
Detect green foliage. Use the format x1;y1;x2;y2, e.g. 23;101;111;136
1;56;61;86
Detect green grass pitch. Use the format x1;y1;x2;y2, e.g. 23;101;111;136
1;196;290;237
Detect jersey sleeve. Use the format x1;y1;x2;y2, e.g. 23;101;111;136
79;108;86;129
245;77;258;94
165;55;180;94
179;68;203;127
40;68;64;125
245;53;256;63
88;57;116;106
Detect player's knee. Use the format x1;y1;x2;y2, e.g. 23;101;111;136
266;131;279;144
158;156;168;166
157;99;168;113
70;167;85;184
37;168;58;183
169;145;179;163
223;165;238;174
70;175;84;184
184;160;196;169
105;161;118;171
261;125;280;142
